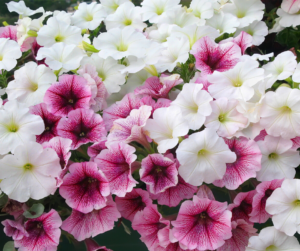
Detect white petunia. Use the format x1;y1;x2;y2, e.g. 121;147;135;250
105;2;146;31
37;17;82;47
189;0;215;20
101;0;130;15
36;43;85;74
0;100;44;155
266;179;300;236
6;62;56;107
72;2;106;30
256;135;300;181
148;24;176;44
0;38;22;71
143;106;189;153
94;26;150;60
236;20;268;46
0;141;61;203
263;51;297;88
204;97;248;137
207;58;265;101
176;128;236;186
16;17;31;46
222;0;265;28
141;0;180;23
6;0;44;17
29;11;52;32
171;83;213;130
246;227;300;251
206;11;240;35
260;86;300;139
277;8;300;28
53;10;72;24
292;62;300;83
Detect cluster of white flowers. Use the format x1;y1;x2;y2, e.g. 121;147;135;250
1;0;300;250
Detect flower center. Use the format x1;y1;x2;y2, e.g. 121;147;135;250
237;11;246;18
111;3;119;11
198;149;208;157
218;114;227;123
123;19;132;26
45;127;50;131
266;245;277;251
37;222;43;229
232;78;243;87
88;177;97;183
79;132;85;137
268;153;278;160
294;200;300;206
155;6;165;15
117;41;128;52
68;99;74;104
281;106;292;114
55;35;64;42
85;14;94;21
23;163;33;171
6;122;19;133
98;71;106;81
30;83;38;92
0;55;3;61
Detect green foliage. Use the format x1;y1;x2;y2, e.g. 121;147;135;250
3;241;15;251
276;27;300;50
23;203;45;219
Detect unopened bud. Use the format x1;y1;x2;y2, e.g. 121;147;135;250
82;41;100;53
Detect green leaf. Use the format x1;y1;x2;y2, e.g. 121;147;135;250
0;193;8;208
276;27;300;49
3;241;15;251
23;203;45;219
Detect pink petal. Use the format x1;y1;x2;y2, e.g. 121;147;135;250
196;185;215;200
84;239;113;251
2;219;28;241
0;26;17;41
87;140;107;161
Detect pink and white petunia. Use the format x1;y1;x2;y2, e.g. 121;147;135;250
132;204;170;251
172;196;232;251
15;209;62;251
115;188;153;221
217;219;257;251
150;175;197;208
221;31;253;54
94;142;138;197
171;83;213;130
44;74;92;117
135;74;183;99
204;98;248;137
2;219;28;241
59;162;110;214
30;103;62;144
228;191;255;223
256;135;300;181
196;184;215;200
144;106;189;153
213;137;262;190
84;239;113;251
249;179;284;224
266;179;300;236
140;153;178;194
57;108;107;150
190;36;241;75
61;196;121;241
106;105;152;148
281;0;300;14
0;25;17;41
246;226;300;251
87;140;107;161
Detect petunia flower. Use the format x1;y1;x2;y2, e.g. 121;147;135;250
0;38;22;71
172;196;232;250
115;188;153;221
100;0;130;15
57;108;106;150
140;153;178;194
213;137;262;190
2;219;28;241
6;62;56;107
44;74;92;117
204;98;248;137
144;106;189;153
0;141;61;202
87;140;107;161
206;11;240;35
246;226;300;251
59;162;110;214
190;36;241;75
94;142;138;197
6;0;44;17
132;204;170;251
223;31;253;55
281;0;300;14
189;0;215;21
0;100;44;154
61;196;121;241
249;179;283;224
30;103;62;144
176;128;236;186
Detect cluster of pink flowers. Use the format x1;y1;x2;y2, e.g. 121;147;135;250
1;0;300;250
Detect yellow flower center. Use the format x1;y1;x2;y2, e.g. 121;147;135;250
117;41;128;52
6;122;19;133
266;245;277;251
268;153;278;160
281;106;292;114
98;71;106;81
294;200;300;206
232;78;243;87
198;149;208;157
23;163;33;171
218;114;227;123
0;55;3;61
30;83;38;92
155;6;165;15
55;35;64;42
237;11;246;18
123;19;132;26
85;14;94;22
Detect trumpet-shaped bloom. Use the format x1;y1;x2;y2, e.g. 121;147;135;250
260;86;300;139
72;2;106;30
204;98;248;137
177;128;236;186
171;83;213;130
206;12;240;35
100;0;130;14
172;196;232;251
2;219;28;241
213;137;261;190
0;38;22;71
59;162;110;213
256;136;300;181
191;36;241;75
6;62;56;107
0;141;61;202
14;210;62;251
246;226;300;251
266;179;300;236
144;106;189;153
57;109;106;150
207;59;264;101
0;100;44;154
189;0;215;21
6;1;44;17
61;196;121;241
94;142;137;197
94;27;149;60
